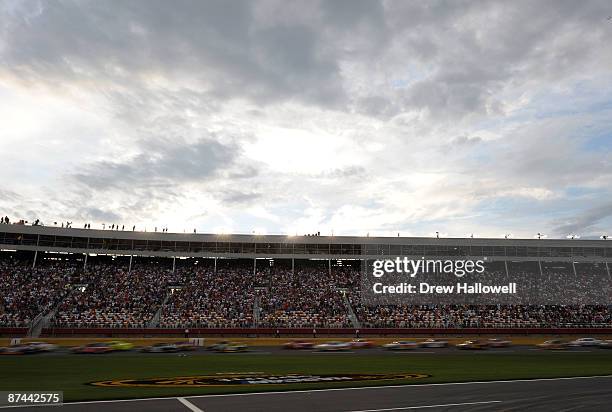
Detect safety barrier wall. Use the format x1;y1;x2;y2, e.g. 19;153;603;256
25;327;612;337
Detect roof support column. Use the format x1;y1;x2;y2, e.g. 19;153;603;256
538;260;543;276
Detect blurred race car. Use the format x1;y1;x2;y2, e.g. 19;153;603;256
0;342;58;355
26;342;58;352
314;341;352;351
207;341;230;351
599;340;612;349
214;342;248;353
350;339;374;349
0;344;38;355
72;342;115;354
142;343;180;353
382;341;417;350
283;340;314;350
418;338;448;348
568;337;602;347
487;338;512;348
537;339;568;350
107;341;134;351
456;340;488;350
175;341;196;351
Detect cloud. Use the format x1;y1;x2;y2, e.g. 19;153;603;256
219;190;262;205
552;201;612;235
72;136;241;190
77;207;121;223
1;1;612;237
0;189;20;202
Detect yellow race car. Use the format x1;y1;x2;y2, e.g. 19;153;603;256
107;341;134;351
537;339;568;350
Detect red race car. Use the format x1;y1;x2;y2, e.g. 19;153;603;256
71;343;114;354
350;339;374;349
283;340;314;350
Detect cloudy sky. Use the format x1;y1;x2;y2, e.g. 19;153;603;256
1;0;612;238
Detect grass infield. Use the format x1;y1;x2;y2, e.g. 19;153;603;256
1;352;612;402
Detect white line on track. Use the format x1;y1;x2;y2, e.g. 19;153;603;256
220;352;272;355
177;397;204;412
313;351;356;354
346;400;503;411
527;349;593;352
391;351;435;354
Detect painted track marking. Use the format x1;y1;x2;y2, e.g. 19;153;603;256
178;397;204;412
347;400;503;411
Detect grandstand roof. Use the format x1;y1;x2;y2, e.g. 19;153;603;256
1;224;610;246
1;225;611;262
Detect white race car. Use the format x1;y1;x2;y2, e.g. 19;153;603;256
313;341;352;351
568;337;602;347
142;343;180;353
383;341;417;350
417;339;448;348
25;342;58;353
487;338;512;348
599;340;612;349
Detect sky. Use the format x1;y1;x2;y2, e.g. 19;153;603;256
1;0;612;239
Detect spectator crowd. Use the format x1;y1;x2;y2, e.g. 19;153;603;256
0;259;75;327
1;257;610;329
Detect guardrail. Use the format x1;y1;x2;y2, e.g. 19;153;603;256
27;327;612;337
0;328;28;336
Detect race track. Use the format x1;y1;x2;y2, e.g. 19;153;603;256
4;375;612;411
8;343;606;357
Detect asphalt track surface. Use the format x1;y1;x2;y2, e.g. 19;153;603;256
2;346;610;411
3;375;612;411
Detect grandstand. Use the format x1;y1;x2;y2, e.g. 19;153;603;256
0;224;611;337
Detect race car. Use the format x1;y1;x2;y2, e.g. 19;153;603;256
71;342;115;354
142;343;180;353
175;341;196;351
207;341;230;351
568;337;602;347
313;341;352;351
537;339;568;350
214;342;248;353
107;341;134;351
283;340;314;350
486;338;512;348
456;340;488;350
417;338;448;348
599;340;612;349
382;341;417;350
350;339;374;349
0;344;38;355
26;342;59;353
